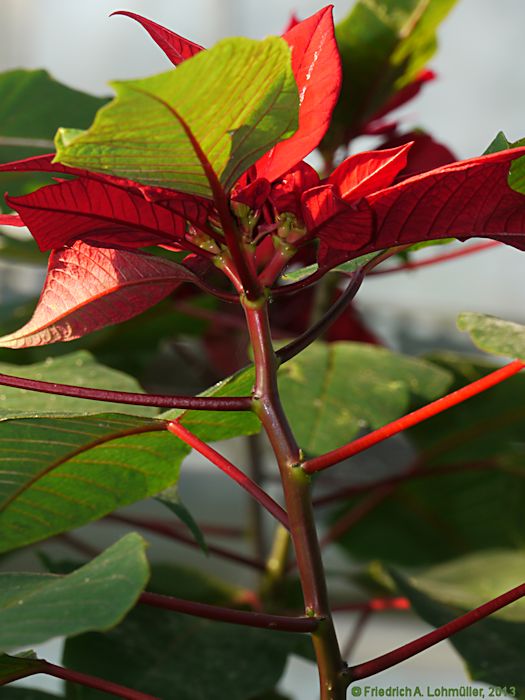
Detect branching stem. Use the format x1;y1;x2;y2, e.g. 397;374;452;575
167;421;289;529
0;372;252;411
139;591;319;632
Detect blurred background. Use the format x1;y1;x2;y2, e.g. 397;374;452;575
0;1;524;697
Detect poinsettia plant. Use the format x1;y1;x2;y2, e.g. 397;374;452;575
1;2;525;699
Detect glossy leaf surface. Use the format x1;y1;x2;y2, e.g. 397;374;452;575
55;38;299;198
0;350;158;418
279;341;450;456
256;7;341;182
0;414;186;553
0;533;149;651
0;70;107;210
0;242;202;348
458;312;525;361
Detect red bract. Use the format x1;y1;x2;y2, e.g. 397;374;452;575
0;241;205;348
0;155;211;253
302;145;525;268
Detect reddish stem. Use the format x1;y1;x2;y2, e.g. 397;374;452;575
369;241;500;276
167;421;289;530
139;591;319;632
303;360;525;474
38;660;159;700
106;513;267;571
349;582;525;682
0;372;252;411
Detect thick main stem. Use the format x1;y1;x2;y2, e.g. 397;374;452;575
244;301;348;699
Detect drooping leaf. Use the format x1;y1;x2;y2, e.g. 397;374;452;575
0;533;149;652
55;37;299;198
0;69;107;211
0;654;42;686
0;242;205;348
0;413;188;553
112;11;204;65
279;341;451;456
156;484;208;553
0;350;158;418
324;0;457;149
312;147;525;267
458;312;525;361
391;567;525;688
256;7;341;182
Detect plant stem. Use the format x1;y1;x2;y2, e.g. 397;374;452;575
276;269;365;363
139;591;319;632
0;373;252;410
39;660;159;700
348;582;525;682
167;421;289;529
303;360;525;473
369;241;500;276
106;513;267;571
244;301;348;699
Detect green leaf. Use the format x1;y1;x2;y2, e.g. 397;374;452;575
64;608;310;700
411;353;525;464
0;653;42;686
0;533;149;652
0;413;188;553
55;37;299;198
0;69;107;211
0;351;159;419
391;566;525;688
332;354;525;567
279;341;451;456
458;312;525;361
324;0;457;149
0;688;61;699
482;131;525;193
162;365;260;442
156;485;208;553
281;253;375;283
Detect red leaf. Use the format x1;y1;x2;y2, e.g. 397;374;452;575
0;241;202;348
231;177;271;210
111;11;204;65
377;131;456;180
6;177;197;251
328;144;412;200
256;6;342;182
303;183;374;254
316;148;525;265
270;160;319;217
